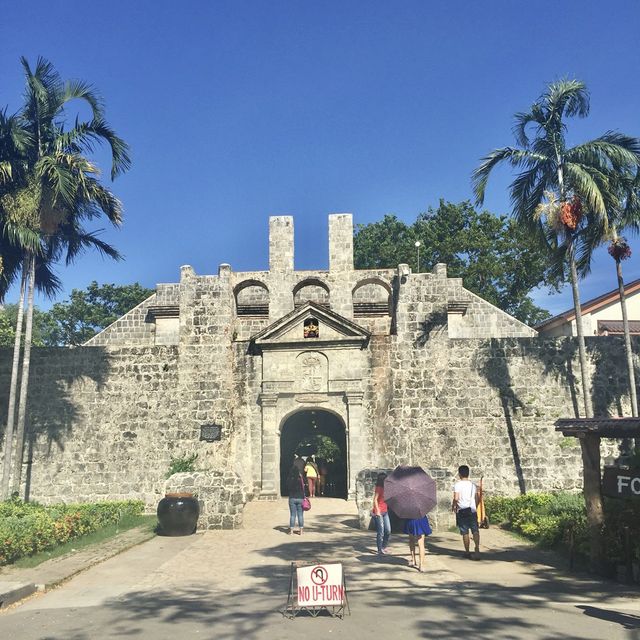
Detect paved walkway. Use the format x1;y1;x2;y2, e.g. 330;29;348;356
0;498;639;639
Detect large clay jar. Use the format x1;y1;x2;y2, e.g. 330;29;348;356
157;493;200;536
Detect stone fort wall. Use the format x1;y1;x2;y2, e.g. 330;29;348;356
0;332;633;511
0;214;636;521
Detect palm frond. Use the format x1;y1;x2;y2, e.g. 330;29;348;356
1;219;42;253
544;78;589;120
512;109;546;148
20;56;63;134
546;237;569;282
510;161;554;226
81;178;123;224
567;137;640;171
573;214;609;277
87;117;131;179
61;80;104;119
564;163;607;219
33;257;62;297
0;161;12;183
49;224;122;265
472;147;548;205
35;155;76;207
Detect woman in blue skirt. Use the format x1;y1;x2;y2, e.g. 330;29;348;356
404;515;432;572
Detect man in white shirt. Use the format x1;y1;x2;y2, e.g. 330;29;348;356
452;465;480;559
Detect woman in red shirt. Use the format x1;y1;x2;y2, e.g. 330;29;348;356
372;473;391;554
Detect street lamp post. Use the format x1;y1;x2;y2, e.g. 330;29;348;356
414;240;421;273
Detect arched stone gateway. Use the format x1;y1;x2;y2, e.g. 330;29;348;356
279;409;348;499
253;300;370;500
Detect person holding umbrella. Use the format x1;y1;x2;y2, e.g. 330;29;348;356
404;514;432;571
383;465;437;573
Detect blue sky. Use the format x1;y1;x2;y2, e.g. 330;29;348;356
1;1;639;317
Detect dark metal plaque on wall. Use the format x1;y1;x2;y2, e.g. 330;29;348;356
200;424;222;442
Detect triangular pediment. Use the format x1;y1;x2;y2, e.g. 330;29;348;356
251;301;370;350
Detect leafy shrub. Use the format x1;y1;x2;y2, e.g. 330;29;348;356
483;496;513;524
166;453;198;478
486;492;582;548
0;495;43;518
0;499;144;566
485;491;640;564
485;492;554;527
519;514;563;546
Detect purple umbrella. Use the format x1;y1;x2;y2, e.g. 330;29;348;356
384;466;437;519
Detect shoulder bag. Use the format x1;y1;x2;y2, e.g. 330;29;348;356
300;476;311;511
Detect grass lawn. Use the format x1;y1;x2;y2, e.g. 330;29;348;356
12;514;157;569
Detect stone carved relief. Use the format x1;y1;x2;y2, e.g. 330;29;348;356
296;351;328;393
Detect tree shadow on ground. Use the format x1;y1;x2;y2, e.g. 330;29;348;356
577;605;640;630
9;514;639;640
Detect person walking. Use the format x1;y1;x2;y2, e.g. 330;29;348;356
287;461;306;535
317;458;328;496
304;456;320;498
372;472;391;555
403;515;432;572
452;464;480;559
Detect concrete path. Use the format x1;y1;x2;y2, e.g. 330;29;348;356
0;498;639;639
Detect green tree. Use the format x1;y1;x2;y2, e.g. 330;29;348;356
0;310;14;346
354;201;559;325
472;78;640;570
1;57;130;500
0;303;58;347
45;281;154;345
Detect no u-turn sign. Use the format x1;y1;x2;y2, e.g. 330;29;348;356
296;563;344;606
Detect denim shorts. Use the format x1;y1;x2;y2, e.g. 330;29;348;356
456;510;479;535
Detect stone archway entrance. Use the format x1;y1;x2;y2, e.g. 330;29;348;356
279;409;348;499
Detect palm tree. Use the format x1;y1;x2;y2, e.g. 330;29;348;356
1;57;130;499
578;169;640;420
0;109;43;500
472;79;640;569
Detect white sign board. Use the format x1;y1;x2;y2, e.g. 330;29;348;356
296;563;344;607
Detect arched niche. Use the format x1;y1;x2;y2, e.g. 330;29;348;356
235;280;269;317
352;278;391;316
293;279;330;309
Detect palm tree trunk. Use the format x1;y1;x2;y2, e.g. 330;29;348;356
568;239;604;571
1;265;27;500
11;253;36;497
615;259;638;418
568;243;593;418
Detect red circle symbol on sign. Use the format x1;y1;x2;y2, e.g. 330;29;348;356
311;565;328;585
